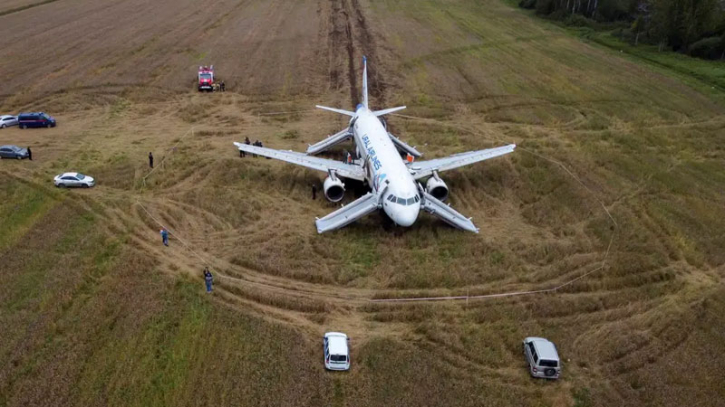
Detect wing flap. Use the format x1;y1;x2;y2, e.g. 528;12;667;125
306;128;352;155
410;144;516;180
233;142;365;181
421;191;479;233
315;193;380;233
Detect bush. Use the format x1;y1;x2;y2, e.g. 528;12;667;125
519;0;536;9
565;13;597;27
595;0;631;21
688;36;725;60
534;0;555;16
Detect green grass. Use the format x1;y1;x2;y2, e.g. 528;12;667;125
0;180;59;250
0;179;326;406
576;29;725;99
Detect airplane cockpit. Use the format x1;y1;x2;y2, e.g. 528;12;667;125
386;194;421;206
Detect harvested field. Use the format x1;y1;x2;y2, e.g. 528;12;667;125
1;0;725;406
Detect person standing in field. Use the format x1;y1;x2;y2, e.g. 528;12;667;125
27;147;32;161
203;267;213;293
160;228;169;246
149;152;154;169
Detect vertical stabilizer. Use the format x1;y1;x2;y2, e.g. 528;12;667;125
362;56;369;109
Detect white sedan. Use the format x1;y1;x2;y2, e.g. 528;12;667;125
54;172;96;188
0;115;18;129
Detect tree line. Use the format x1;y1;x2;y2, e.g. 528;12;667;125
519;0;725;60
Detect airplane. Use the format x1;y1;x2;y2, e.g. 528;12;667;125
234;56;515;234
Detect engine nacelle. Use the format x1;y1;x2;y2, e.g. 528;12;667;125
426;174;449;201
323;175;345;202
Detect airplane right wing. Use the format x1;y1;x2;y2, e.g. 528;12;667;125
315;192;381;233
421;190;479;233
410;144;516;180
234;142;365;181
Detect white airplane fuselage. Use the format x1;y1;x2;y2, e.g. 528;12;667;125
351;105;420;227
234;56;515;234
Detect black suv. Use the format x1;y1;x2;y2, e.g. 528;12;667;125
18;112;56;129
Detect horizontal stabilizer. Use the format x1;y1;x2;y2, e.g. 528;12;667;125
316;105;355;117
315;193;380;233
421;191;479;233
307;128;352;155
389;132;422;158
373;106;406;116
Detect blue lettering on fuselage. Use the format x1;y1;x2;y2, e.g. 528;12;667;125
373;173;387;192
362;135;382;172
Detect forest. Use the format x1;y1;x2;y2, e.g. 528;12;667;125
519;0;725;59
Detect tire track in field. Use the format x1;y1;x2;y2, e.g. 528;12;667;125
0;0;60;18
328;0;386;107
349;0;386;104
328;0;359;106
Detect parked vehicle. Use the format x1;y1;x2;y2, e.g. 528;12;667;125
18;112;56;129
522;337;561;379
324;332;350;371
54;172;95;188
198;65;214;91
0;145;29;159
0;115;18;128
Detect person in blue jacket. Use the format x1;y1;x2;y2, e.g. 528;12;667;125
203;267;213;293
160;228;169;246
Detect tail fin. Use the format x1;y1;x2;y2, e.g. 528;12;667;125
362;56;369;109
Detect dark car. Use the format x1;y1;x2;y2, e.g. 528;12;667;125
17;112;56;129
0;145;29;159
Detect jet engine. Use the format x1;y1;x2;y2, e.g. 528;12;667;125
426;172;449;201
324;174;345;202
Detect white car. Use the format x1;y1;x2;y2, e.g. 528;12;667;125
324;332;350;371
523;337;561;379
54;172;96;188
0;115;18;129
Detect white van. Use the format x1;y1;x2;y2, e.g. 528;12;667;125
324;332;350;371
522;337;561;379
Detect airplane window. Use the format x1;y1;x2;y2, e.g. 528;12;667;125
414;195;420;203
388;195;395;202
396;197;406;205
406;197;415;205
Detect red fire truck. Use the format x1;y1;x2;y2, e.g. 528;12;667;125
198;65;214;92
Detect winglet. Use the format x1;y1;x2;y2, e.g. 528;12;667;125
362;56;368;109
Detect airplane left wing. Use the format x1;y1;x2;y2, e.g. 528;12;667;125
409;144;516;180
315;192;381;233
234;142;365;181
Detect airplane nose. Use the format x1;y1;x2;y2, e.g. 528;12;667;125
395;204;420;227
